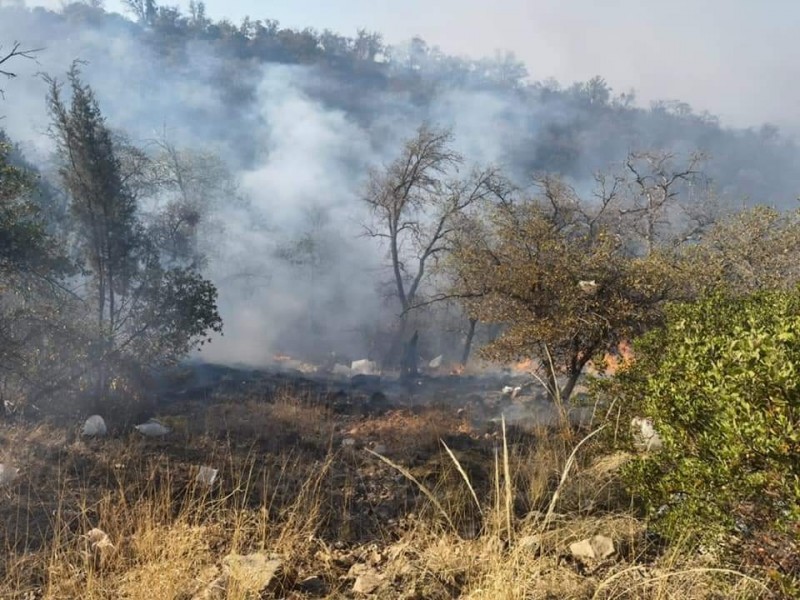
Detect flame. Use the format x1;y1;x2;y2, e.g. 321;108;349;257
449;364;465;375
512;358;535;373
589;341;634;375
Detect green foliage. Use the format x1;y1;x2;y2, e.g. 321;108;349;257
45;66;223;406
615;290;800;541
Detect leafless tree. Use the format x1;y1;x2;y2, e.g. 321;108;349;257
364;123;506;316
363;124;508;365
620;150;706;254
0;42;40;98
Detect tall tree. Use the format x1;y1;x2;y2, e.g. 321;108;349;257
47;65;222;400
363;124;505;365
47;65;139;339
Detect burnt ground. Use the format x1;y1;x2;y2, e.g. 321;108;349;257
0;364;795;599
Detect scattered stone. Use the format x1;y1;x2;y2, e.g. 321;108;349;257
196;465;218;486
590;535;615;559
332;364;352;377
569;539;596;560
351;565;384;595
85;527;115;552
569;535;615;560
0;463;19;486
296;575;326;595
428;355;443;369
501;385;522;397
134;420;171;437
631;417;663;451
192;552;290;599
81;415;107;437
351;359;378;376
518;534;542;551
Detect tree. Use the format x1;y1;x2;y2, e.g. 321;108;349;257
620;150;708;255
364;124;504;316
363;124;505;364
0;41;38;98
677;205;800;298
0;136;79;415
446;174;689;402
47;65;222;400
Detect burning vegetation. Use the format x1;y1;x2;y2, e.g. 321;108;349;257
0;2;799;598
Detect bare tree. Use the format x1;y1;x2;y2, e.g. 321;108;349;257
364;124;505;316
620;150;706;254
0;42;39;98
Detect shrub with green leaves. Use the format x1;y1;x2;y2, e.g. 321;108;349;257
613;289;800;541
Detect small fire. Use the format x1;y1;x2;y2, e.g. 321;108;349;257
589;341;634;375
272;353;293;362
512;358;535;373
449;364;465;375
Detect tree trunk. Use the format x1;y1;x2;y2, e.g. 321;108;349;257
460;318;477;366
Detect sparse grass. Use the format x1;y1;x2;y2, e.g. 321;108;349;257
0;389;787;599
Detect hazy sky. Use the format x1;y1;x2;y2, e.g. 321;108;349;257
23;0;800;132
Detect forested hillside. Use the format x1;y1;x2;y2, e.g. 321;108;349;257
2;0;799;370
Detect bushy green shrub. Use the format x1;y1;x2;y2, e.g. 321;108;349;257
612;289;800;541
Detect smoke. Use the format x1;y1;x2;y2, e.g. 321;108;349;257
2;3;800;366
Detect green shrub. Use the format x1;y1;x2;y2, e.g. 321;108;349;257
612;289;800;541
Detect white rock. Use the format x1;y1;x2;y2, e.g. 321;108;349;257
82;414;107;437
350;359;378;376
631;416;663;451
502;385;522;396
578;280;598;294
332;363;352;377
196;466;218;486
342;437;357;448
352;568;383;594
428;355;443;369
569;535;615;560
590;535;615;559
0;463;19;486
85;527;115;552
134;420;171;437
222;553;284;595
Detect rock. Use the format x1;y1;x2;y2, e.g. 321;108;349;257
85;527;115;552
222;553;287;596
428;355;443;369
332;364;352;377
342;437;357;448
196;465;218;486
352;568;384;594
0;463;19;486
569;538;596;560
296;575;326;595
569;535;615;560
351;359;378;376
631;416;663;451
134;420;171;437
578;280;598;295
81;414;107;437
518;534;541;551
590;534;615;559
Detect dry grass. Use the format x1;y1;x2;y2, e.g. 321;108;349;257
0;390;784;599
